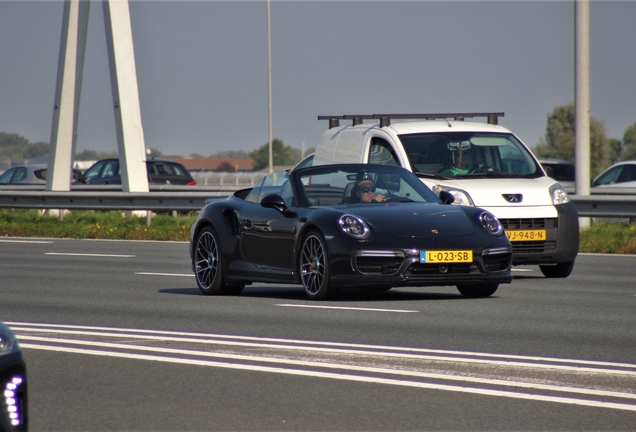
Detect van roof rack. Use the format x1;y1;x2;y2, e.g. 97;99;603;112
317;112;504;128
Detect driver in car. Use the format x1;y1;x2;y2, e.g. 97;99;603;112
440;142;477;176
355;177;386;203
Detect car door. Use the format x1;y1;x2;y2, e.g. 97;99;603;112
237;182;296;272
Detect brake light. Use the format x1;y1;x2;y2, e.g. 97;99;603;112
186;180;197;186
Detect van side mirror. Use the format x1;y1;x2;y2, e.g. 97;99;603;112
543;166;554;178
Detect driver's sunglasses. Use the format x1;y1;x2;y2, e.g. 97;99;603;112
360;187;376;193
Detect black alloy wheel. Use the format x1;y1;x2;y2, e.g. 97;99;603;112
194;226;244;295
299;231;333;300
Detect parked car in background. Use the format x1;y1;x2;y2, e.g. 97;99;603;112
538;158;575;192
0;164;47;185
0;164;81;186
592;161;636;188
0;321;27;431
75;157;197;186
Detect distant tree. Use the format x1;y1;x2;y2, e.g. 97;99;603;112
620;122;636;161
534;103;612;177
250;139;297;171
607;138;622;164
0;132;49;161
189;153;204;159
209;149;251;159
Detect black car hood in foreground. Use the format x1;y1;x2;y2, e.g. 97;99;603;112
338;203;476;238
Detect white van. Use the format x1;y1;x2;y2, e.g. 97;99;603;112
311;113;579;277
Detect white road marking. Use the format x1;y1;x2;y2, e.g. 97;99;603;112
10;323;636;374
44;252;135;258
135;272;194;277
18;335;636;401
19;342;636;412
275;304;418;313
511;268;534;272
0;239;54;244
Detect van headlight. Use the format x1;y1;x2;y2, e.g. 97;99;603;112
549;183;570;205
433;185;475;206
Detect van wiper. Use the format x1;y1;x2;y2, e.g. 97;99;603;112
456;171;520;179
414;172;452;180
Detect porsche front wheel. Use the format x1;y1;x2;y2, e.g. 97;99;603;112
299;231;333;300
194;226;244;295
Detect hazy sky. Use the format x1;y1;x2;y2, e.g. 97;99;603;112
1;0;635;158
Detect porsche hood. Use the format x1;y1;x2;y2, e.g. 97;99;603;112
346;204;476;238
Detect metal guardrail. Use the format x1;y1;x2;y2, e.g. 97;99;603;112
0;187;635;218
569;195;636;218
0;190;229;212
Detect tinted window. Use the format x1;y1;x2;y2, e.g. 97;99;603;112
102;160;119;178
35;169;47;180
0;168;16;184
13;167;27;182
594;166;622;186
369;139;399;166
167;163;187;176
83;160;106;182
543;162;575;181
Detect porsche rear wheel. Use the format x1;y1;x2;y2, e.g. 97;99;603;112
299;231;333;300
456;283;498;298
194;226;244;295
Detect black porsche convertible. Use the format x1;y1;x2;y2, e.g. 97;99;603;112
190;164;512;299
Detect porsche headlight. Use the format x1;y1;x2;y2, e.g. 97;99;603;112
479;211;503;236
338;214;370;239
433;185;475;206
549;183;570;205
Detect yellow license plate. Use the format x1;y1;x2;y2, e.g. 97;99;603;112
420;250;473;263
506;229;547;241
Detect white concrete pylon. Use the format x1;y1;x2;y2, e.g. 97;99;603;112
47;0;149;193
103;0;148;193
47;0;90;192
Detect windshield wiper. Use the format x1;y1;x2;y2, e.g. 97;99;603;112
455;171;520;179
414;172;452;180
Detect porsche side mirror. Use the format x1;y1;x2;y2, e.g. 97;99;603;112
439;191;455;204
261;194;288;212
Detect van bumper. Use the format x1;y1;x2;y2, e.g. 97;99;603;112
503;201;579;266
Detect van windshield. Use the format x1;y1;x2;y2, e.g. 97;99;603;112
398;132;542;179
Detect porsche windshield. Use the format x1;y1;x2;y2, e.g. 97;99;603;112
398;132;541;179
295;165;440;206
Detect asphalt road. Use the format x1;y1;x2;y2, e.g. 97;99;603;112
1;238;635;431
